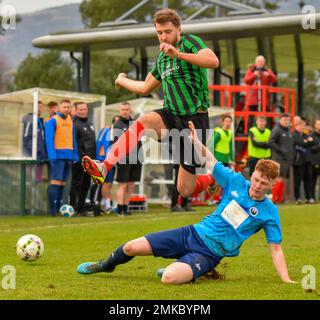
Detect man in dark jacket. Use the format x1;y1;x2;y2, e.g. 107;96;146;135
269;114;294;203
112;102;143;216
310;120;320;202
69;102;96;214
292;120;314;204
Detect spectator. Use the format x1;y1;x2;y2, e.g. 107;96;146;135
247;116;271;176
70;104;76;117
208;114;234;168
294;115;302;129
69;102;96;215
113;102;143;216
45;99;78;216
22;101;46;160
244;55;277;128
22;100;47;182
46;101;58;122
269;113;294;204
292;119;315;204
94;115;120;213
310;119;320;202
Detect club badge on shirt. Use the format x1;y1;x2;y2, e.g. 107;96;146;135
249;207;259;216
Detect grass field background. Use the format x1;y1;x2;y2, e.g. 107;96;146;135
0;204;319;300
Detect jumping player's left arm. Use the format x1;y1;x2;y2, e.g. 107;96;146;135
269;243;297;284
177;48;219;69
160;41;219;69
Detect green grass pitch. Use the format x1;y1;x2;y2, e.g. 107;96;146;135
0;204;319;300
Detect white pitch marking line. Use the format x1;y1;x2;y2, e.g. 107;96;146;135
0;212;201;234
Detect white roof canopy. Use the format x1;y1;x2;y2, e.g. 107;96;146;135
32;12;320;52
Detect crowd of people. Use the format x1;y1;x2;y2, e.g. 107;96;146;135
22;99;144;217
21;79;320;217
22;99;320;217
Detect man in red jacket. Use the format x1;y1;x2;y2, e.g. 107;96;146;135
244;55;277;128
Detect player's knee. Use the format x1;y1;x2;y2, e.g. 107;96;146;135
123;241;136;256
161;270;180;285
137;114;149;128
177;185;192;198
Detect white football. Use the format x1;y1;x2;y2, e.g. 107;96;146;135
16;234;44;262
59;204;75;217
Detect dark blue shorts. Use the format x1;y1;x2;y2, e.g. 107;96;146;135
50;159;72;181
105;167;116;183
145;225;222;281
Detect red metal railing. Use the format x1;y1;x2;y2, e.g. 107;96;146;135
208;84;296;141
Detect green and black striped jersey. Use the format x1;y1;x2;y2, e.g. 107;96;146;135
151;34;210;116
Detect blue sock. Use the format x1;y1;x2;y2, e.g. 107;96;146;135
101;244;134;271
48;185;60;215
56;186;64;213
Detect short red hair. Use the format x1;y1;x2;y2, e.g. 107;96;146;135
255;159;280;180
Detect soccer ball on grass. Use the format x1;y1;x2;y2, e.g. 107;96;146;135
59;204;75;217
16;234;44;262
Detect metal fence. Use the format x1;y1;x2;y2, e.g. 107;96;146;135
0;160;50;215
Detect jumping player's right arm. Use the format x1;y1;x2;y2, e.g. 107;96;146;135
115;72;161;95
188;121;217;173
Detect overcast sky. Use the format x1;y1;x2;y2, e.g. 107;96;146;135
1;0;82;14
1;0;319;15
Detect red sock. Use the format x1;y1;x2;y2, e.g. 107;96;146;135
278;181;285;203
192;174;215;194
103;120;144;172
272;181;281;203
213;193;221;202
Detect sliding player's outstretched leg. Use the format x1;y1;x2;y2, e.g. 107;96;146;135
77;237;152;275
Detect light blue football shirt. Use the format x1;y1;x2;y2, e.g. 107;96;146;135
194;162;282;258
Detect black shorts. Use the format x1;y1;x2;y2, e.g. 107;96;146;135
116;163;142;183
154;108;209;174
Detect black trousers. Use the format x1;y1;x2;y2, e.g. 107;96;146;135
293;163;312;200
310;164;320;200
69;162;91;211
171;164;188;208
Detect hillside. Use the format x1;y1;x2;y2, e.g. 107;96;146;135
0;4;83;69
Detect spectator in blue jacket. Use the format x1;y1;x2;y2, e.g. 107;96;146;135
22;101;46;160
22;101;47;182
45;99;78;216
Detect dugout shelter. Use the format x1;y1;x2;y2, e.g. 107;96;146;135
0;88;105;215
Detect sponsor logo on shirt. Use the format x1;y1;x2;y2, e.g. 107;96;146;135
231;190;239;198
161;66;180;79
